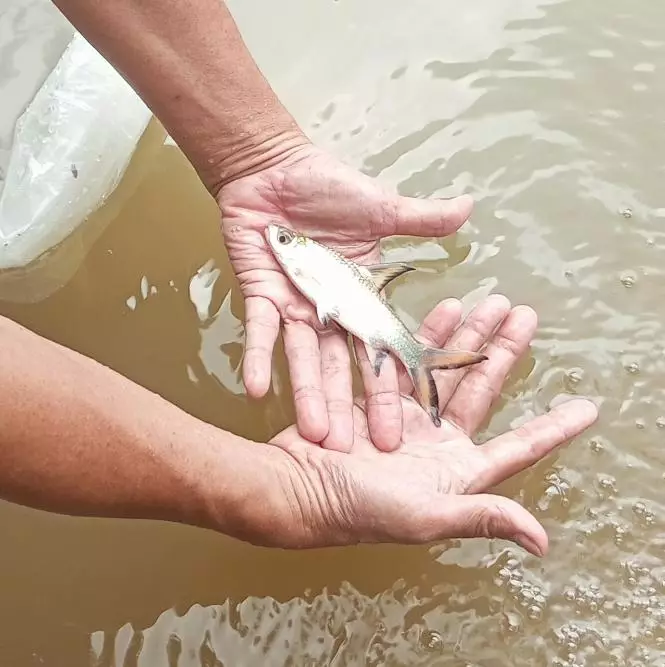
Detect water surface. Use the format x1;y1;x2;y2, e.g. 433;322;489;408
1;0;664;665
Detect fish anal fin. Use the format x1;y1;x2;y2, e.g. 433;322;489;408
316;302;339;327
362;262;416;292
363;341;388;377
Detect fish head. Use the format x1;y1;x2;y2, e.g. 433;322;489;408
264;223;331;304
264;224;312;265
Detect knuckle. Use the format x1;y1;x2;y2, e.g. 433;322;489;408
287;343;319;363
325;398;352;414
463;314;490;339
492;331;522;357
470;503;511;539
293;384;324;403
321;354;347;378
247;313;276;331
366;389;399;408
245;342;272;356
512;422;536;441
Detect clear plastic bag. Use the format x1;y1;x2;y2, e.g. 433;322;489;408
0;31;153;270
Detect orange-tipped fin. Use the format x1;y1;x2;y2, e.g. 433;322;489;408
421;346;487;370
408;345;487;427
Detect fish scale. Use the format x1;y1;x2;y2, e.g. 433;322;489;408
265;224;487;426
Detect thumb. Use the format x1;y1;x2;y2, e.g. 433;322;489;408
389;193;474;238
424;494;548;557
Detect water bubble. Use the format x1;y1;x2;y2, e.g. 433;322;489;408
521;588;534;602
590;438;604;452
625;361;640;373
614;524;629;545
565;367;584;385
656;417;665;428
598;475;618;495
636;418;646;429
503;612;522;634
420;629;444;651
527;605;542;620
620;270;637;287
620;207;633;218
508;578;523;594
615;599;631;615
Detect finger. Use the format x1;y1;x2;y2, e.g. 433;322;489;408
433;294;512;413
242;296;280;398
443;305;538;434
354;337;402;452
319;331;355;452
419;494;548;557
397;298;463;395
283;321;329;443
472;398;599;492
389;193;474;238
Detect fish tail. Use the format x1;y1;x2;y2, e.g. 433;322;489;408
407;344;487;427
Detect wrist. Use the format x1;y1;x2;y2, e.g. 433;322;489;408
203;121;312;199
185;425;289;543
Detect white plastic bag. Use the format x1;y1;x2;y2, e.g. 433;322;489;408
0;31;153;270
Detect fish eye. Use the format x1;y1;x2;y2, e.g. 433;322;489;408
277;230;293;244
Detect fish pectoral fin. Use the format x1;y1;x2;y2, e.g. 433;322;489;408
316;302;339;327
363;341;388;377
362;262;416;292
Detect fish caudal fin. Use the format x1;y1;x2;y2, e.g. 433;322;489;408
420;346;487;371
408;345;487;427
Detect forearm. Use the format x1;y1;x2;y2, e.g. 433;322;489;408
0;315;275;538
51;0;309;194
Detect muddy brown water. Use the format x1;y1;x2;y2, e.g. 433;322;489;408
1;0;665;665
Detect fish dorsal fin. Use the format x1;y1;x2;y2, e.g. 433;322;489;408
360;262;416;292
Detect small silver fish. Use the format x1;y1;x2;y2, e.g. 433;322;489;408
265;224;487;426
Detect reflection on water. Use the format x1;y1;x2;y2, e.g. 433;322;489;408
2;0;665;665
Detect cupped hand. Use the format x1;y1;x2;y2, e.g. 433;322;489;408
261;294;598;556
218;144;473;454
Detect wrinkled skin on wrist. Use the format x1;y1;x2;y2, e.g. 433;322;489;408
225;295;597;556
217;143;476;455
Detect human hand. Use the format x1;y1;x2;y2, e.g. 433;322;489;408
254;294;598;556
218;143;474;453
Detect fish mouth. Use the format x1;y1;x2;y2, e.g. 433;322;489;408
263;223;276;241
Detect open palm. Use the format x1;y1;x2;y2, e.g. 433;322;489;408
218;145;474;454
264;294;598;554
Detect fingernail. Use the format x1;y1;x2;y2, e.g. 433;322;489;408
548;393;602;411
519;533;545;558
548;393;577;408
